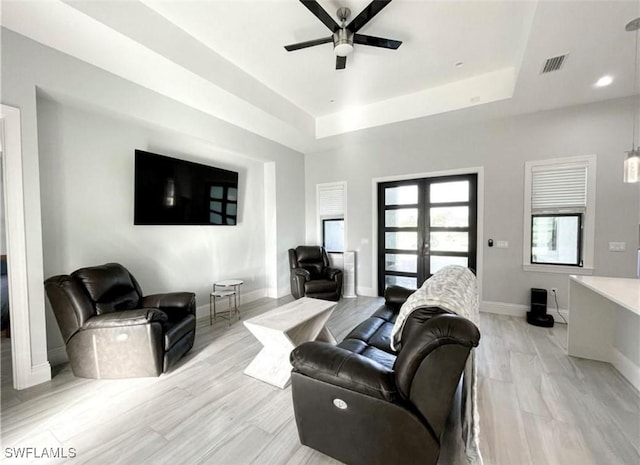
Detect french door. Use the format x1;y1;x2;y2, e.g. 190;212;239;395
377;174;477;295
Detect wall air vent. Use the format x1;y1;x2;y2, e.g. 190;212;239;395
541;54;568;73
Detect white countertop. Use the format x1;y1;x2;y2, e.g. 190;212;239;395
570;275;640;317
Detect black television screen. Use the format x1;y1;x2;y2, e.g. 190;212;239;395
134;150;238;225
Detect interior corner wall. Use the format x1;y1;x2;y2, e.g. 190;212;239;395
305;97;640;308
2;29;305;360
264;162;278;298
0;166;5;254
275;157;305;297
37;96;269;350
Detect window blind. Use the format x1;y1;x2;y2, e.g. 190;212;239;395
318;185;344;217
531;165;587;212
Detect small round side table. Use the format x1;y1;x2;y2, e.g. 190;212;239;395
210;279;244;325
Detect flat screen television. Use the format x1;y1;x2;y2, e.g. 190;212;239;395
134;150;238;225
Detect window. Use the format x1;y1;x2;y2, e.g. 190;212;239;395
523;155;596;274
317;182;346;253
323;219;344;252
531;214;581;265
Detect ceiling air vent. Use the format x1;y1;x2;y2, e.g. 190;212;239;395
541;54;568;74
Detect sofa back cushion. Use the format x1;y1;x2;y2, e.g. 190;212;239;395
44;275;97;343
393;311;480;437
384;286;415;310
292;246;328;279
72;263;142;315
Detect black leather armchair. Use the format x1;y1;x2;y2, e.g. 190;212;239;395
44;263;196;379
290;286;480;465
288;246;343;301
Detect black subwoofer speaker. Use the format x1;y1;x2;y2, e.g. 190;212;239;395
527;288;554;327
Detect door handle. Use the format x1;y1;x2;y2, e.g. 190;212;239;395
423;241;429;256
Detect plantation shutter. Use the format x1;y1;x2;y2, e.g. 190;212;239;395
318;184;344;217
531;165;587;213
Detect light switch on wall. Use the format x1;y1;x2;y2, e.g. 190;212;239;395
608;242;626;252
496;240;509;249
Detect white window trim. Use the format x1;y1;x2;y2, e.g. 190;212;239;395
316;181;347;251
523;155;596;274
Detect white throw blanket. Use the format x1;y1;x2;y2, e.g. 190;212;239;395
390;265;483;465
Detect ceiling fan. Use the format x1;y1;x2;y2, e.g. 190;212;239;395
284;0;402;70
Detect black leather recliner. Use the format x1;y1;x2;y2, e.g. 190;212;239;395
44;263;196;379
288;246;343;301
290;286;480;465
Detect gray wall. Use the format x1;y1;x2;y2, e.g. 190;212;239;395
305;97;640;309
37;97;270;349
2;29;305;356
0;163;5;255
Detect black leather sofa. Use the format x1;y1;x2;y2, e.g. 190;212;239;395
290;286;480;465
45;263;196;379
288;246;343;301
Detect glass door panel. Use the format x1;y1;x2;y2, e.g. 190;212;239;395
430;180;469;203
430;256;468;274
385;185;418;205
430;232;469;252
430;206;469;227
385;208;418;227
378;175;477;295
385;254;417;273
385;232;418;250
385;275;418;289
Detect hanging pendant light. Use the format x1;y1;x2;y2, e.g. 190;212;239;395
624;17;640;183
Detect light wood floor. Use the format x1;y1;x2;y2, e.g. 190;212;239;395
1;296;638;465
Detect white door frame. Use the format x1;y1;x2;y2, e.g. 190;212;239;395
1;104;51;389
371;166;484;301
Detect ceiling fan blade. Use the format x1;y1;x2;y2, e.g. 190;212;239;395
347;0;393;33
300;0;340;32
354;34;402;49
285;37;333;52
336;55;347;70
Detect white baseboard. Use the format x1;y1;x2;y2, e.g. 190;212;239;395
481;300;569;324
48;346;68;366
612;348;640;392
195;288;267;322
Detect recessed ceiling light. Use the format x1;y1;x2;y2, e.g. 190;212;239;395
329;99;335;103
455;61;464;68
595;75;613;87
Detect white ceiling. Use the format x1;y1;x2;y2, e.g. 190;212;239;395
143;0;534;116
2;0;639;152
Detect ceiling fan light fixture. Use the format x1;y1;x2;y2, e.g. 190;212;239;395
334;28;354;56
624;16;640;183
624;148;640;183
285;0;400;69
335;43;354;56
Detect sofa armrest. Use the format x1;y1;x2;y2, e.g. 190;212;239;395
290;269;310;299
82;308;167;329
292;268;311;281
384;286;415;310
141;292;196;317
324;267;342;281
290;341;398;401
